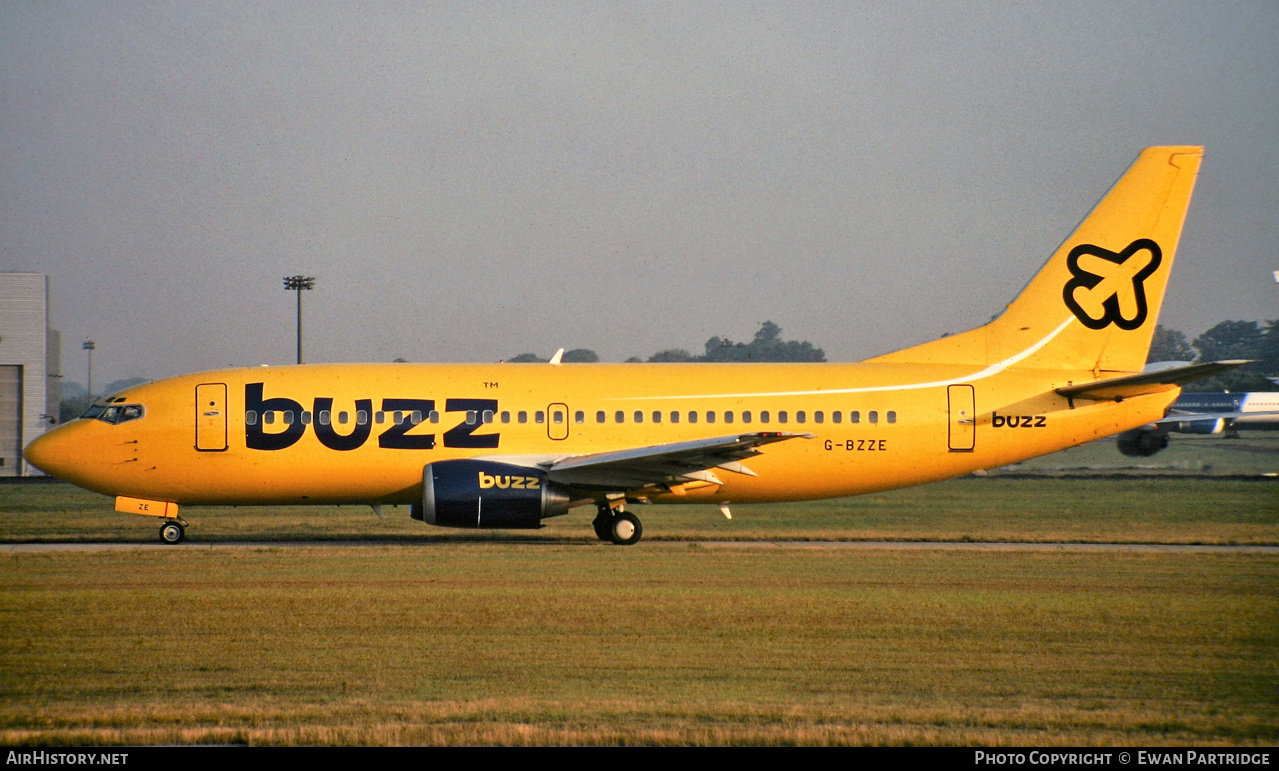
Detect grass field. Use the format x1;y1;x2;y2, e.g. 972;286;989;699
2;543;1275;746
2;440;1277;746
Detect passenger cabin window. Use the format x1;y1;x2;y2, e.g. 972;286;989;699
887;411;897;424
615;411;625;423
596;411;606;423
869;411;879;424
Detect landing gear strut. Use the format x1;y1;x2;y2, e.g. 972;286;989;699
593;504;643;546
159;519;187;545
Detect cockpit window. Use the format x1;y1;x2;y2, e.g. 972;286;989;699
90;404;145;425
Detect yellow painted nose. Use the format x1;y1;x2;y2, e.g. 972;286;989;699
23;425;74;478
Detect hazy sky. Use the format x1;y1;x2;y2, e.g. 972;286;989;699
3;1;1277;385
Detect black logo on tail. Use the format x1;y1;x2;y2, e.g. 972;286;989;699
1062;239;1162;330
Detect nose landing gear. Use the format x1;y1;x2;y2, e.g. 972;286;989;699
159;518;188;545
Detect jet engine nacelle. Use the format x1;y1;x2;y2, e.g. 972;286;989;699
1116;428;1170;457
412;460;571;529
1169;418;1226;435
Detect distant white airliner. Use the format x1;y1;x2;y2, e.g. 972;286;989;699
1116;391;1279;456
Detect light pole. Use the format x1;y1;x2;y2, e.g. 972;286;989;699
282;276;315;364
82;340;96;400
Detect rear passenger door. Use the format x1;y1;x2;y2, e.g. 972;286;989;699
947;385;975;452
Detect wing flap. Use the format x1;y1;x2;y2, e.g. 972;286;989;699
544;432;813;488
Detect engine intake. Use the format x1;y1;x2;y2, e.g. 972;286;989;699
412;460;571;529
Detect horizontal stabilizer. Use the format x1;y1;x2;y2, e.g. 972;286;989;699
1056;360;1252;401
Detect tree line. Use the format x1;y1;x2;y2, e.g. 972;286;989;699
512;318;1279;392
1147;320;1279;391
507;321;825;364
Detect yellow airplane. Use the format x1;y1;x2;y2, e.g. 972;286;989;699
25;146;1238;545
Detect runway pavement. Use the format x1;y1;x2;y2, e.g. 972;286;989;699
3;539;1276;554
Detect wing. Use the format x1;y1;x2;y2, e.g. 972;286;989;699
539;432;813;489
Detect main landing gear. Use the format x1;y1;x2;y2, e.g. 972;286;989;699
593;504;643;546
159;518;188;545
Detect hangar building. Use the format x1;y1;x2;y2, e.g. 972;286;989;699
0;273;61;476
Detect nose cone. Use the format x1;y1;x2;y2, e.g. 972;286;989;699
23;425;75;478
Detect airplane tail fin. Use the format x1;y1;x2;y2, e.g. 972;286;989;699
866;146;1203;374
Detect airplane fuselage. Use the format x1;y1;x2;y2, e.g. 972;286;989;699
37;361;1175;507
1173;392;1279;430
